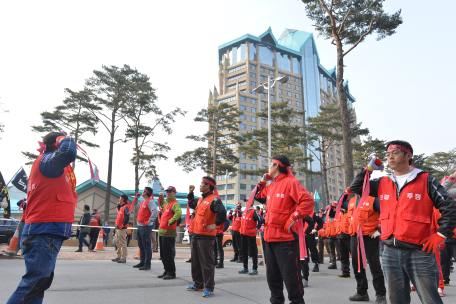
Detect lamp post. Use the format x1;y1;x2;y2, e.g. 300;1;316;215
224;169;237;209
253;75;289;163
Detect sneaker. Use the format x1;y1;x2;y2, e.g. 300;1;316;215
230;258;238;262
163;274;176;280
338;273;351;278
17;250;22;255
302;279;308;288
249;269;258;275
411;285;416;291
375;294;386;304
328;264;337;269
202;290;213;297
236;259;243;263
215;263;224;269
259;261;264;265
444;280;449;286
157;272;167;278
349;293;369;301
312;263;319;272
186;259;191;263
111;258;120;262
89;250;97;252
238;268;249;274
438;288;445;297
187;285;204;292
133;263;144;268
75;249;83;252
139;266;151;270
117;259;126;263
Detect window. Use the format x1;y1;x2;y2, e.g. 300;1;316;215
261;101;266;106
270;95;275;100
269;70;274;74
240;114;246;120
251;126;256;131
261;93;266;97
296;118;301;123
220;194;234;200
260;75;266;80
278;81;283;86
227;73;246;82
299;171;304;176
251;98;256;104
251;73;256;78
262;165;267;169
240;174;246;180
240;163;246;169
278;72;283;77
287;91;292;96
218;96;235;104
227;82;245;90
251;175;257;180
228;64;246;73
296;101;301;106
251;185;256;190
251;107;256;113
294;77;299;82
251;90;256;95
250;64;256;69
240;153;246;159
295;93;300;98
279;97;283;101
240;183;246;190
240;96;246;101
261;156;267;161
298;162;303;166
251;81;256;87
240;105;247;111
260;67;265;72
240;194;246;200
270;87;274;91
261;118;266;124
287;83;291;88
288;100;292;104
216;184;225;191
295;85;300;91
279;89;283;94
251;164;257;170
240;124;246;129
251;116;256;122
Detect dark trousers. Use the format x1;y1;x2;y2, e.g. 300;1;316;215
301;258;310;280
159;236;176;276
232;231;241;259
441;242;456;282
350;234;386;296
305;234;319;264
318;237;325;263
89;229;100;250
214;234;224;264
327;237;337;265
191;237;215;292
127;234;132;247
242;234;258;270
338;233;351;275
138;225;153;267
264;240;304;304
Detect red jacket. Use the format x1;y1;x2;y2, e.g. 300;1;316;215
26;154;76;223
159;199;178;230
192;194;218;236
240;208;258;237
137;198;152;225
378;173;434;245
257;174;314;242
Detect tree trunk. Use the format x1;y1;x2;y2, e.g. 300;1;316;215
104;112;116;223
212;124;218;180
335;40;355;186
321;140;330;206
72;105;82;169
133;126;140;233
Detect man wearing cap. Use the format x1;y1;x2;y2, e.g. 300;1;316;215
112;194;131;263
157;186;182;280
326;202;339;270
306;209;323;272
186;176;227;298
349;140;456;304
317;209;326;264
133;186;159;271
254;154;314;304
89;208;103;252
227;203;243;263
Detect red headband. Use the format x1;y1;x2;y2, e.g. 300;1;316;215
387;144;412;154
203;178;220;199
271;159;294;178
144;188;151;195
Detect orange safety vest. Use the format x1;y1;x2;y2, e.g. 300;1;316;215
192;194;218;236
90;214;100;227
349;196;379;236
342;197;357;234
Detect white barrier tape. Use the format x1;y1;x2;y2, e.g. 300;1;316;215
73;224;185;233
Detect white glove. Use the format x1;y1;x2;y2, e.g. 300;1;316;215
370;231;381;239
311;229;317;234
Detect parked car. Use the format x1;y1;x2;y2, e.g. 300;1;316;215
0;218;20;245
222;226;262;247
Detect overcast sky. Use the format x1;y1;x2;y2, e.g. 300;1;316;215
1;0;455;195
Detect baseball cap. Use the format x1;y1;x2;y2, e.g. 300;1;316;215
165;186;177;193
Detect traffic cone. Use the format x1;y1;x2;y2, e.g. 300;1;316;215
94;230;105;251
133;248;140;259
2;225;19;256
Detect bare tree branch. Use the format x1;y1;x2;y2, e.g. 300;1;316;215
343;19;374;57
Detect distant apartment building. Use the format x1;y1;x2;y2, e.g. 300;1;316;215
209;27;359;207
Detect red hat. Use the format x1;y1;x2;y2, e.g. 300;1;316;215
92;208;98;212
331;202;337;208
165;186;177;193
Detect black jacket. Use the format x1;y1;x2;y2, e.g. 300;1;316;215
349;168;456;249
188;191;227;239
303;215;315;235
312;212;324;232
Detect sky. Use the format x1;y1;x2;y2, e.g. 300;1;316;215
1;0;455;195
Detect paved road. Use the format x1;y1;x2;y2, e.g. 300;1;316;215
2;255;453;303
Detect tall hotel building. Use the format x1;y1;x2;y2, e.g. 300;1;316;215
210;27;359;207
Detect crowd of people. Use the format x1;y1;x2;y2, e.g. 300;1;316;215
5;132;456;304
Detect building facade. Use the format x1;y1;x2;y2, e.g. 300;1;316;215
209;27;359;207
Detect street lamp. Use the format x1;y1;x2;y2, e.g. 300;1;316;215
225;169;237;209
253;75;289;163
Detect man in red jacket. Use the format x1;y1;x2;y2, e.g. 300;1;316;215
349;140;456;304
255;154;314;304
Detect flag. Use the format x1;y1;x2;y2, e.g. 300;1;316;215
0;171;11;218
11;168;28;194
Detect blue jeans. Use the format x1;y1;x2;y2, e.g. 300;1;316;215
17;221;25;251
382;246;442;304
137;225;153;266
78;232;90;250
7;234;64;304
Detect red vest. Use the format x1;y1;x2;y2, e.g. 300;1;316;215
231;211;242;232
378;173;434;245
26;155;76;223
159;199;178;230
188;215;194;233
240;208;258;237
192;194;218;236
137;198;152;224
349;196;379;236
342;197;356;234
115;203;131;228
90;214;100;227
335;213;343;235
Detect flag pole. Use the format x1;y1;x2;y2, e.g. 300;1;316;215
5;166;23;186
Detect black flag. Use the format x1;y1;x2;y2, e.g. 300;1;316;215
11;168;28;194
0;171;11;218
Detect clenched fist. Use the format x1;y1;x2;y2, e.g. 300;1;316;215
189;185;195;193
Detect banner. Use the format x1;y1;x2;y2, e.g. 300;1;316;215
0;171;11;218
11;168;28;194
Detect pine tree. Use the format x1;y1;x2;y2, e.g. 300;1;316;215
353;136;386;170
425;148;456;181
